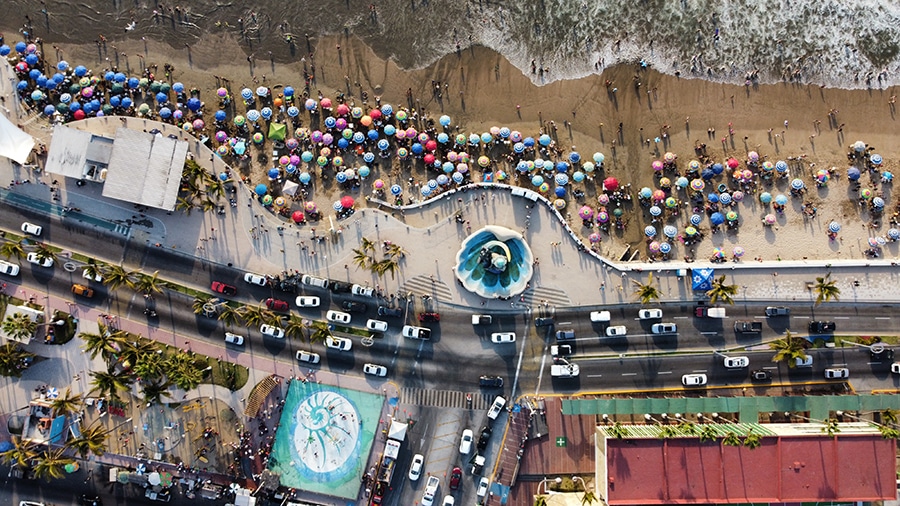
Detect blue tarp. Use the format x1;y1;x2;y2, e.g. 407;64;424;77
49;415;67;444
691;268;715;291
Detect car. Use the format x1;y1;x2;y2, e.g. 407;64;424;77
871;348;895;361
892;362;900;374
589;310;611;322
638;308;663;319
224;332;245;346
243;272;267;286
449;467;462;490
534;316;555;327
326;336;352;351
824;367;850;379
765;306;791;317
477;426;492;451
21;222;42;236
366;319;388;332
329;280;353;293
605;325;627;337
475;477;489;498
326;310;352;324
555;329;575;340
486;396;506;420
71;284;94;298
300;274;329;288
751;369;772;381
295;296;320;307
211;281;236;296
418;312;440;323
378;306;403;318
441;495;455;506
794;355;813;367
402;325;431;339
651;322;677;334
470;454;485;476
459;429;474;454
491;332;516;343
351;284;375;297
341;301;368;313
479;375;503;388
295;350;320;364
363;363;388;377
265;298;289;311
82;268;102;282
472;314;492;325
408;454;425;481
723;356;750;368
695;306;726;318
422;475;440;506
682;373;708;386
0;260;19;276
260;324;285;339
551;344;572;358
26;252;53;267
808;321;836;333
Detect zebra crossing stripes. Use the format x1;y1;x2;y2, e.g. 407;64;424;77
400;388;493;410
521;285;571;307
401;275;453;302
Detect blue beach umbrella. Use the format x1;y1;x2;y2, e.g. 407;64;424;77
288;106;300;117
690;214;702;226
261;107;273;120
555;186;566;197
383;124;396;136
710;212;725;225
644;226;657;237
391;184;402;195
569;152;581;164
301;151;314;163
437;133;449;144
759;192;772;204
215;110;227;122
452;172;464;184
829;221;841;233
363;152;375;163
439;115;451;127
255;184;267;196
377;139;390;151
246;110;260;122
774;194;788;205
241;88;253;100
539;134;552;146
299;172;311;184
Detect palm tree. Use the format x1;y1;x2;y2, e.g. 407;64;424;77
0;436;38;468
101;264;135;291
283;317;307;341
182;158;206;181
32;447;74;481
351;248;372;270
31;244;56;264
743;429;762;450
0;342;35;377
385;243;408;260
67;423;109;458
79;328;126;361
705;275;739;305
813;272;840;306
132;349;165;381
769;330;809;368
360;237;376;254
698;425;718;443
206;179;226;200
237;305;266;329
822;418;841;438
141;380;173;406
118;339;159;373
2;312;37;342
82;260;103;281
175;196;195;215
132;271;166;296
89;367;133;401
164;352;206;391
217;304;241;328
0;239;26;261
721;431;742;447
307;320;333;345
631;272;661;305
49;388;83;417
198;198;218;213
372;258;399;280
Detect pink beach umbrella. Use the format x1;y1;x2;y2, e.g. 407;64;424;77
652;160;664;171
578;206;594;219
589;233;601;243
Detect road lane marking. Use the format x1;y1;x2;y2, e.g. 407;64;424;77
763;366;778;370
658;371;672;374
875;317;891;320
700;331;718;335
586;374;603;378
621;373;637;376
692;369;708;373
674;316;689;319
833;316;850;319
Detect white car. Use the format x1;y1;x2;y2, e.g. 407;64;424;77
605;325;627;337
408;454;425;481
351;284;375;297
295;296;320;307
21;222;42;236
296;350;320;364
366;319;388;332
892;362;900;374
459;429;474;454
243;272;267;286
82;268;102;282
476;477;489;498
363;363;388;377
682;373;708;386
723;356;750;368
487;395;506;420
402;325;431;340
491;332;516;343
824;367;849;379
326;336;352;351
795;355;813;367
326;310;352;324
651;322;677;334
26;252;53;267
224;332;244;346
260;324;285;339
639;308;663;319
0;260;20;276
422;475;440;506
589;310;610;322
441;495;455;506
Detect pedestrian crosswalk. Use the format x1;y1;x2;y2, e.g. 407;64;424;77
521;285;571;307
113;223;132;237
400;387;493;410
401;275;453;302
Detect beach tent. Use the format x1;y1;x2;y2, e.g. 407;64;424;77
691;268;715;291
0;109;36;164
282;180;299;197
267;122;286;141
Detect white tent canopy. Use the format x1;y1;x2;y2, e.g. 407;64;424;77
0;110;35;165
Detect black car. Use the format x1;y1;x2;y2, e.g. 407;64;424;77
477;425;492;451
808;321;836;333
750;370;772;381
418;312;440;322
329;280;353;293
378;306;403;318
479;375;504;388
341;301;368;313
534;317;555;327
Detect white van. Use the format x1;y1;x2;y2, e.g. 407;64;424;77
351;284;375;297
551;363;580;377
301;274;329;288
590;311;611;322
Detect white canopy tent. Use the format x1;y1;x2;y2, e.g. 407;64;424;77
0;109;35;165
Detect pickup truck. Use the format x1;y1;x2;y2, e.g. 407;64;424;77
472;315;492;325
734;321;763;333
550;363;580;377
695;306;726;318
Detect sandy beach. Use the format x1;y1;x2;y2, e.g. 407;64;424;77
3;9;900;264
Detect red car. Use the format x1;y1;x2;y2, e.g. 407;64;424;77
211;281;236;296
449;466;462;490
418;312;441;323
265;298;289;312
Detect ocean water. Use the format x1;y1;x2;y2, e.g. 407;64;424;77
6;0;900;89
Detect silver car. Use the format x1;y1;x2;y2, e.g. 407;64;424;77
296;350;320;364
326;310;352;324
